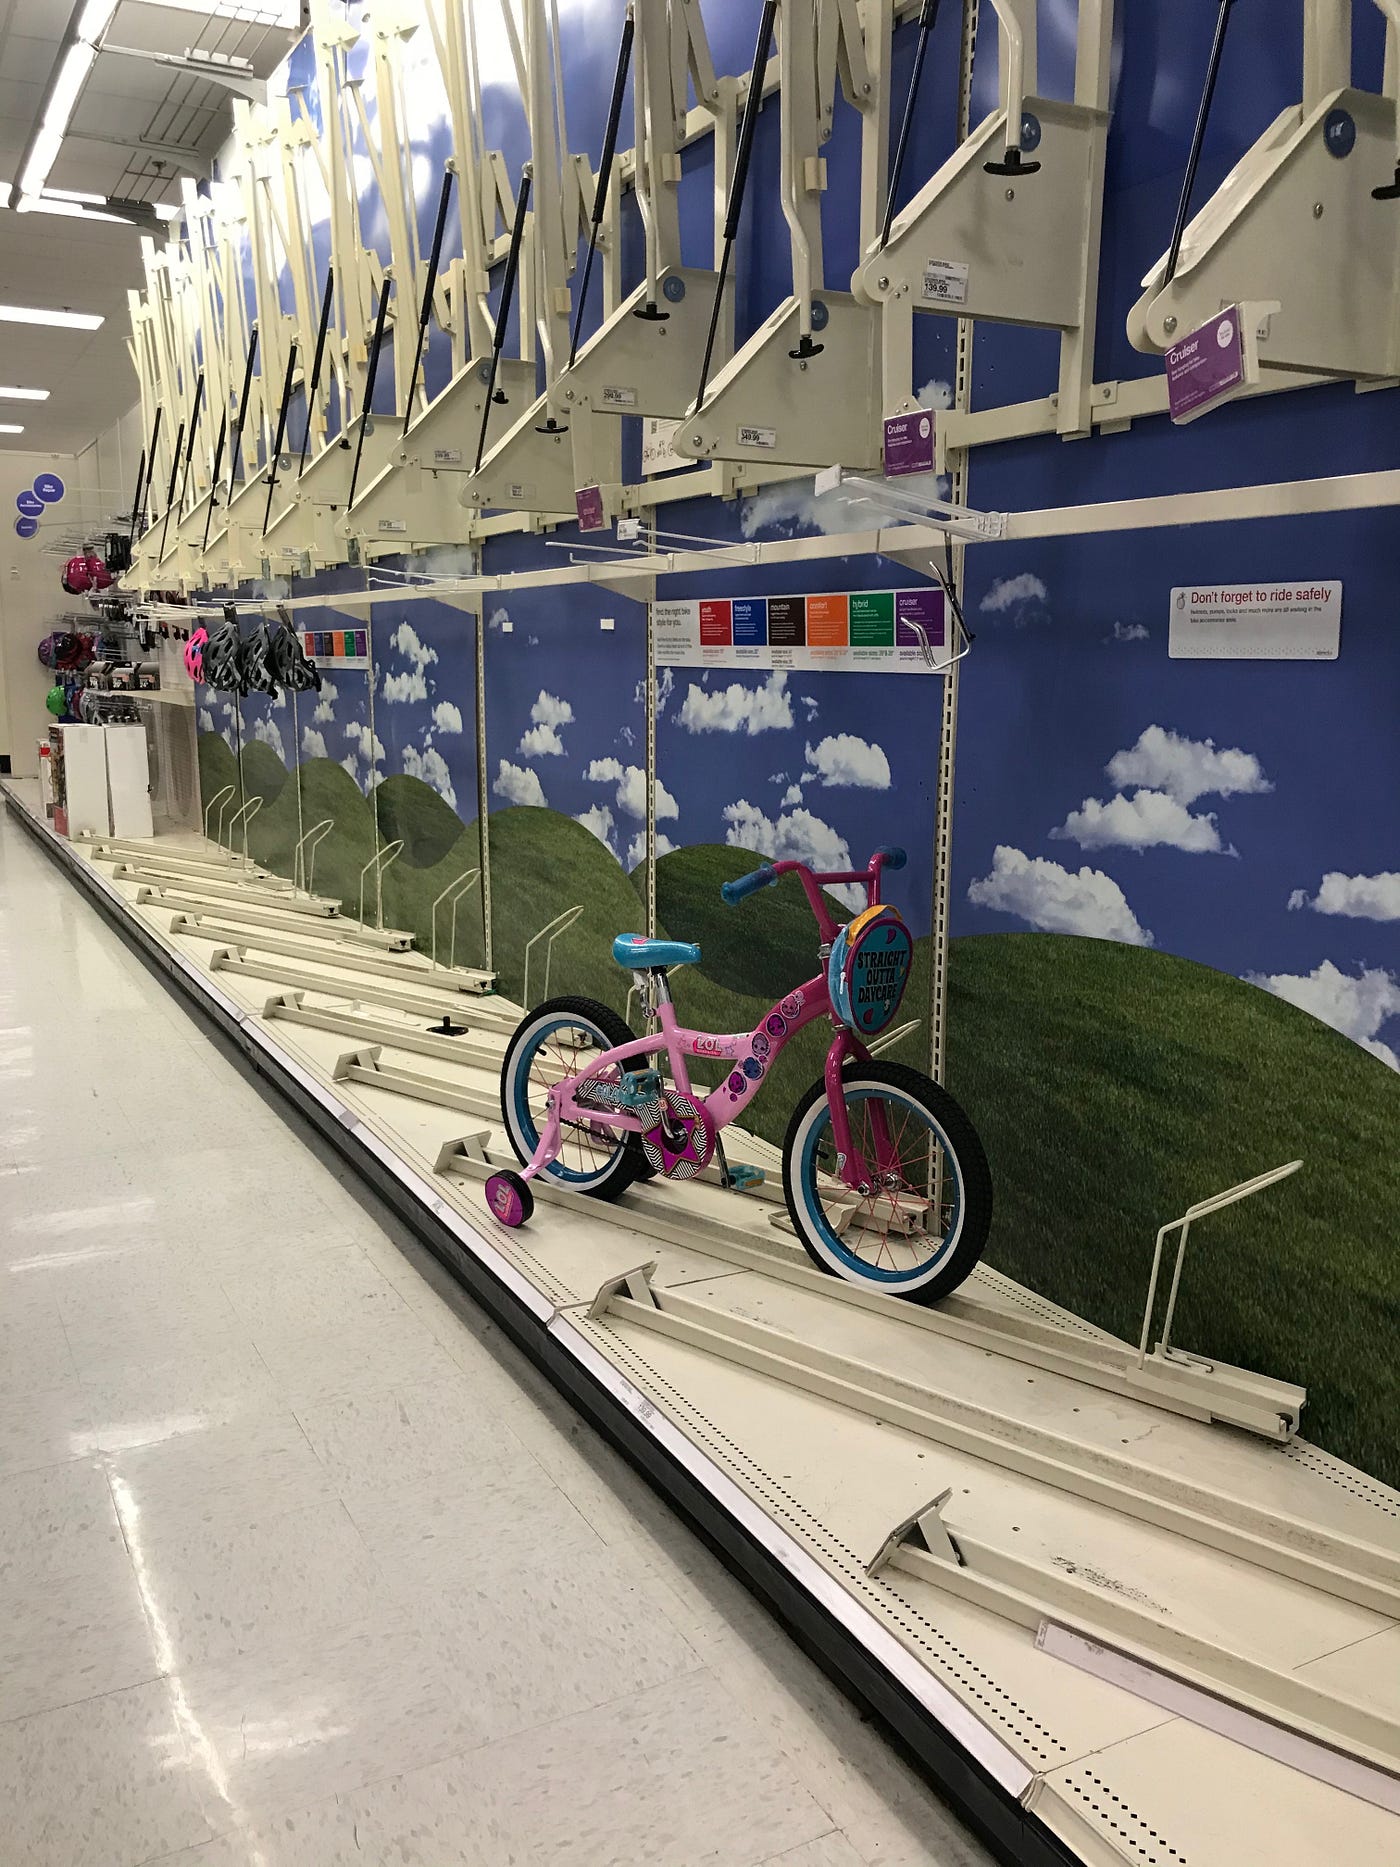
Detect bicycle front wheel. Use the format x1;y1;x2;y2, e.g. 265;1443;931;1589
782;1061;991;1303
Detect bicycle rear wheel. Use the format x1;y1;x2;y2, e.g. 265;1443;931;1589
500;995;642;1202
782;1061;991;1302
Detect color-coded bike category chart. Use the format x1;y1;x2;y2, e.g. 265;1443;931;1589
652;589;945;674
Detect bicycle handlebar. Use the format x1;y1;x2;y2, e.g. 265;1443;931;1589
721;865;778;904
721;846;907;909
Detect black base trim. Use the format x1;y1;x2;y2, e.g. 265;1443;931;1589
4;789;1082;1867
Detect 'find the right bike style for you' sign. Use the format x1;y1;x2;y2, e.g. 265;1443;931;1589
652;587;945;675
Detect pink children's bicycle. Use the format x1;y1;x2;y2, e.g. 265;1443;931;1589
485;845;992;1303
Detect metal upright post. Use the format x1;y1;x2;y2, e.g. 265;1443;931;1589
928;0;980;1088
645;594;657;939
474;598;492;974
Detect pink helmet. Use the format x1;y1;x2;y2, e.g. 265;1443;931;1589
184;626;208;681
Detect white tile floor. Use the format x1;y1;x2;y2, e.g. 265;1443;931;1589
0;806;992;1867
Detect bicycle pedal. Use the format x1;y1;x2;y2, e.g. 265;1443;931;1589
725;1163;766;1190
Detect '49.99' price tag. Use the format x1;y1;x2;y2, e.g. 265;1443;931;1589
921;259;970;306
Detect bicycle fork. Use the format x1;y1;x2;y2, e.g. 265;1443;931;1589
824;1033;898;1193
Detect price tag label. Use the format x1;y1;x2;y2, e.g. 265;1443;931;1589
921;259;970;306
601;384;637;408
737;424;776;450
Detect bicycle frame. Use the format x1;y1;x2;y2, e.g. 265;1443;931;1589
523;851;907;1194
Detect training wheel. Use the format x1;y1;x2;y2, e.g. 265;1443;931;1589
485;1169;533;1228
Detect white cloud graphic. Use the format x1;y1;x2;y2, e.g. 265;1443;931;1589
197;707;214;733
575;804;615;851
1248;961;1400;1070
487;606;511;631
1109;621;1149;643
804;733;891;791
585;757;678;821
980;573;1048;618
381;620;439;701
432;701;463;735
311;677;338;724
618;724;635;748
382;668;428;704
633;666;676;717
626;830;677;869
402;742;457;811
518;723;564;757
493;759;546;808
678;671;793;736
1106;725;1271;806
917;378;953;410
250;716;285;762
1052;788;1231;856
530;690;574;729
301;726;328;760
1288;871;1400;922
968;846;1154;946
340;754;358;780
721;801;861;910
781;784;803;808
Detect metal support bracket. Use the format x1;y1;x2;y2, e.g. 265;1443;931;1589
588;1260;663;1320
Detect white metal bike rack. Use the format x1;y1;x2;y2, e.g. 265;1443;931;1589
225;793;264;862
852;0;1115;443
430;867;481;972
1128;0;1400;383
672;0;887;474
1137;1158;1304;1371
359;837;405;930
292;817;334;897
522;903;583;1008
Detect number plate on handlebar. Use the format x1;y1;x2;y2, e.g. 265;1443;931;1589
828;905;912;1037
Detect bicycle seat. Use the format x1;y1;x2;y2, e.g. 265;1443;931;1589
612;934;701;972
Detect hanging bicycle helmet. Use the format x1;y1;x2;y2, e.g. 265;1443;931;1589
201;606;246;694
184;627;209;682
268;606;322;693
240;612;280;698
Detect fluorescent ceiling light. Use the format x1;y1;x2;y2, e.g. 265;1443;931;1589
78;1;118;37
0;424;26;435
0;386;49;401
15;3;115;203
0;304;103;332
16;194;127;223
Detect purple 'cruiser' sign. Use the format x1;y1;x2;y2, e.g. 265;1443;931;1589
882;410;935;477
1166;307;1247;425
575;484;604;530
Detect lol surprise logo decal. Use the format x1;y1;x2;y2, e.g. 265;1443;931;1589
689;1033;737;1059
780;991;804;1019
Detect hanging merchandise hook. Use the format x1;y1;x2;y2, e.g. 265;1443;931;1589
982;0;1041;178
1162;0;1238;285
880;0;942;250
346;276;393;511
569;7;635;367
262;338;300;535
475;172;533;472
694;0;778;411
140;407;164;532
403;166;456;432
298;265;335;475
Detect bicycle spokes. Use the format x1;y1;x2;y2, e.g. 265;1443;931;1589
521;1022;626;1180
812;1091;958;1276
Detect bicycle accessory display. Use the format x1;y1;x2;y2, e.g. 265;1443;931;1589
240;615;281;697
827;905;914;1037
184;627;208;682
201;606;246;694
268;608;322;692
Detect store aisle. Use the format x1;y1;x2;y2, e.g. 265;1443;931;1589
0;807;992;1867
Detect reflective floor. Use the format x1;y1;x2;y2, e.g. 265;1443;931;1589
0;806;990;1867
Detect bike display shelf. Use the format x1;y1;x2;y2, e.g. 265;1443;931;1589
7;776;1399;1867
